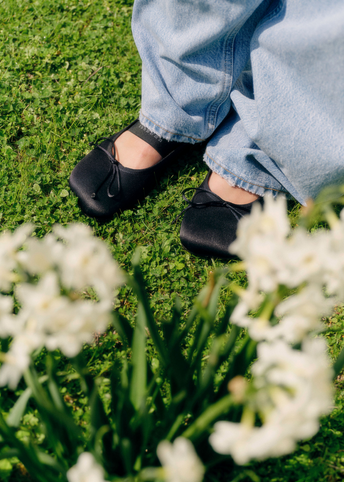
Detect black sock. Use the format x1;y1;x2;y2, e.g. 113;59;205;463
128;121;182;158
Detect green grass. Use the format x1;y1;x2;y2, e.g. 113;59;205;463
1;0;344;481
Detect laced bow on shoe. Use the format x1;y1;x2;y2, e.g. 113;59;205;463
174;186;245;224
89;137;121;199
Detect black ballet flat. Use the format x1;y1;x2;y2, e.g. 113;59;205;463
178;171;263;259
69;119;185;219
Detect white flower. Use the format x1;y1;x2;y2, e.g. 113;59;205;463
0;295;13;317
210;195;340;466
252;339;332;393
0;225;33;291
53;224;124;302
67;453;107;482
16;272;112;358
0;332;42;390
245;238;287;293
210;338;333;465
278;229;329;288
0;223;123;388
43;300;111;358
230;197;292;295
230;195;289;262
210;411;316;465
209;420;294;465
236;285;333;343
157;438;204;482
272;285;333;343
0;295;18;338
252;338;333;439
241;316;274;341
18;234;62;275
16;271;62;318
230;285;263;326
53;223;93;244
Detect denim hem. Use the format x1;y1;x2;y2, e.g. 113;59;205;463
139;112;204;145
204;152;289;199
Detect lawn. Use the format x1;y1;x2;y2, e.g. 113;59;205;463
1;0;344;480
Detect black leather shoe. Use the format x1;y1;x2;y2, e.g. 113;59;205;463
179;171;263;259
69;119;184;219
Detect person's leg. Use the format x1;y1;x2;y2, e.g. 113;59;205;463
71;0;344;250
132;0;272;143
132;0;281;216
181;0;344;258
205;0;344;205
70;0;275;219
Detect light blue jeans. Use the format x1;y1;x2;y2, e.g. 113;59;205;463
132;0;344;205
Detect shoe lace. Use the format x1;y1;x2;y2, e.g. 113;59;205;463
173;186;244;224
88;137;120;199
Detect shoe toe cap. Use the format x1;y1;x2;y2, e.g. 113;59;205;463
180;206;239;259
69;150;120;218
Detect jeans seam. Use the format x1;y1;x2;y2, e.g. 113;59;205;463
205;31;236;134
140;112;205;142
206;151;286;193
205;1;268;138
248;1;285;142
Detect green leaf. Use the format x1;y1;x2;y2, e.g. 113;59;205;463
46;354;67;412
130;303;147;411
36;452;67;475
112;312;134;348
85;380;111;443
120;438;133;476
0;411;57;482
333;344;344;379
129;255;168;367
216;335;257;400
197;310;241;404
24;365;81;459
182;394;234;440
6;387;32;427
0;449;19;460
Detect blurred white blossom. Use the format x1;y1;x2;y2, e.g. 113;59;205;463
17;234;62;275
229;197;344;343
0;295;15;338
0;332;43;389
234;285;332;344
53;224;124;302
210;338;333;464
0;224;124;389
252;338;333;412
0;225;33;291
220;197;337;465
67;453;107;482
230;195;290;259
210;420;289;465
157;437;204;482
13;272;112;358
278;229;329;288
271;285;332;343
